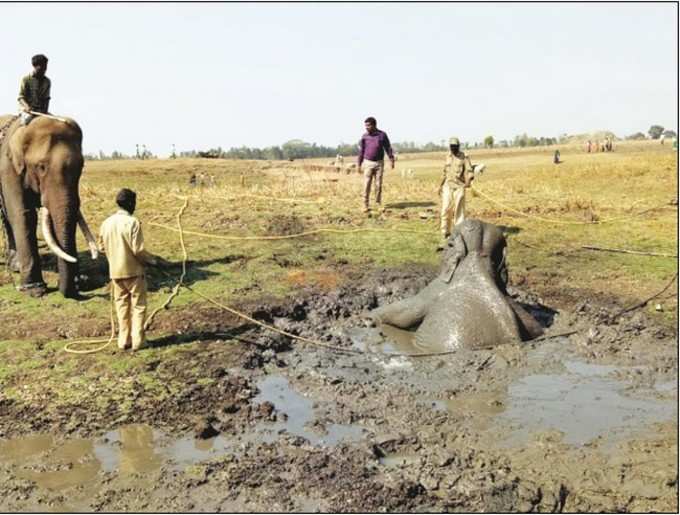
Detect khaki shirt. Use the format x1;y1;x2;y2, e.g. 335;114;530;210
443;151;474;187
98;210;153;279
18;73;51;113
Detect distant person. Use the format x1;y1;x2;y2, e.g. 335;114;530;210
660;134;665;145
357;117;395;213
553;150;561;164
438;137;474;249
334;153;344;172
18;54;51;126
98;189;167;351
586;140;592;153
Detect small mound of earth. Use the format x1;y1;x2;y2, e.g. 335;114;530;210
266;214;305;236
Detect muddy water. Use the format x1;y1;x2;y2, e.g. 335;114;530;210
0;374;364;499
500;360;677;447
431;355;677;449
345;324;419;354
253;374;364;445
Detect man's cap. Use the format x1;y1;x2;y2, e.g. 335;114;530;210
449;137;460;145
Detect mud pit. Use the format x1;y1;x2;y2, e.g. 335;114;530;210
0;266;677;512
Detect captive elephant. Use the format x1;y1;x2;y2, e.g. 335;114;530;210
369;219;544;352
0;114;98;298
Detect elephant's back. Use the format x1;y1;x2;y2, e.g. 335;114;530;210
414;267;521;352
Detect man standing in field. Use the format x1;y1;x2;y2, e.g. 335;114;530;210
358;117;395;213
18;54;51;126
98;189;165;351
438;137;474;250
334;153;344;172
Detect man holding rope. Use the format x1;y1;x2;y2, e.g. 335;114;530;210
438;137;474;250
98;189;167;351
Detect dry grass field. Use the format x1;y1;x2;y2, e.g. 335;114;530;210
4;139;676;333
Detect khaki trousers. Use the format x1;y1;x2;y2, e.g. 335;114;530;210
362;159;385;209
112;275;147;349
440;183;466;239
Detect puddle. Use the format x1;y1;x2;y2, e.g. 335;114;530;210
0;377;363;496
346;324;422;357
378;452;421;468
500;360;677;447
433;391;506;418
423;357;677;449
654;380;677;393
253;375;364;446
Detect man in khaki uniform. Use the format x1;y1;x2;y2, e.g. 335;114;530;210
98;189;162;351
438;137;474;249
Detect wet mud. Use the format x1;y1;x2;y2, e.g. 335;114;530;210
0;265;677;511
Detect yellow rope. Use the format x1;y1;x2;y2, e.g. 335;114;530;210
62;288;116;354
471;185;672;225
214;194;327;204
60;198;502;358
148;222;434;240
144;197;189;330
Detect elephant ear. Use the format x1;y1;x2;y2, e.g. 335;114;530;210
7;128;27;176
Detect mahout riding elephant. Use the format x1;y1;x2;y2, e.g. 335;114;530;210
369;219;543;352
0;114;98;298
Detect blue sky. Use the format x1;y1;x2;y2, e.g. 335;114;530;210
2;3;677;156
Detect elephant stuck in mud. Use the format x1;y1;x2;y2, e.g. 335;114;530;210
369;219;544;352
0;114;97;298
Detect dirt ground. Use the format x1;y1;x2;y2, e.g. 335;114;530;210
0;263;677;512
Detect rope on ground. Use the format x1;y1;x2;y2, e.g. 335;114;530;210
148;222;434;241
581;245;678;258
472;185;672;226
213;194;327;205
144;197;189;330
511;237;675;258
62;289;116;354
611;272;678;320
63;197;573;359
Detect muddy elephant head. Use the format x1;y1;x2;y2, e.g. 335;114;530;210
1;115;97;297
370;219;543;352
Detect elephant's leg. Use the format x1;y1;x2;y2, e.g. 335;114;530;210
372;294;429;329
0;205;19;271
506;297;544;340
370;280;446;329
5;202;44;290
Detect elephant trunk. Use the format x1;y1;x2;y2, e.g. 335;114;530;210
42;194;80;298
77;211;99;259
40;207;77;263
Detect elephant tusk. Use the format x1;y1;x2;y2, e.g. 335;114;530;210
77;211;99;260
39;207;77;263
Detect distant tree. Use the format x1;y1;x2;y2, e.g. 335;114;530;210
484;135;494;148
648;125;665;139
626;132;646;140
662;129;677;139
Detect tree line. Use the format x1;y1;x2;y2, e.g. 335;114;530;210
83;124;677;161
